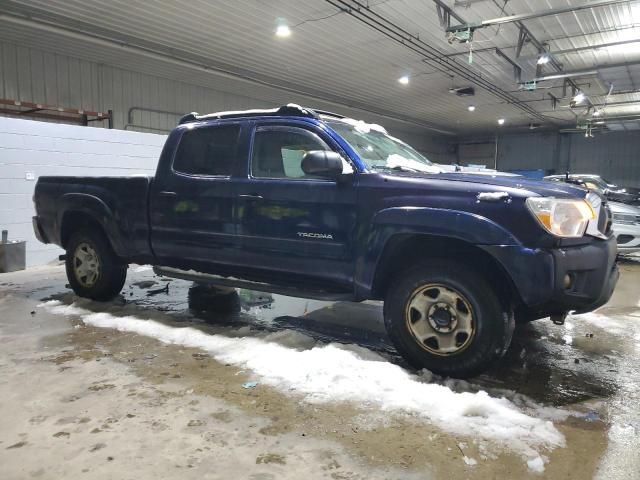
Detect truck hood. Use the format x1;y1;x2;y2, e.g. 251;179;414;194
383;170;587;198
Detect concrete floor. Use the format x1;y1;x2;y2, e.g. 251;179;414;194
1;259;639;479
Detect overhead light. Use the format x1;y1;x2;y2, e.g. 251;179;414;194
276;18;291;38
537;54;550;65
498;118;505;125
398;75;410;85
573;92;586;104
592;110;601;117
468;105;476;112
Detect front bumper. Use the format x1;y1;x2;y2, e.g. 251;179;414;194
549;236;619;313
483;235;619;320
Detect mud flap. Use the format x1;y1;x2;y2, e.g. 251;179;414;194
498;310;516;357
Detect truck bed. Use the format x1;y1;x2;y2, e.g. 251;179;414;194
34;176;154;261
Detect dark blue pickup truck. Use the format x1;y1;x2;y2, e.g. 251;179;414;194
33;104;619;377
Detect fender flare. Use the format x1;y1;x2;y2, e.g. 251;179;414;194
57;193;127;256
354;206;521;298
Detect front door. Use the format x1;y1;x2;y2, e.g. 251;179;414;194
234;124;357;288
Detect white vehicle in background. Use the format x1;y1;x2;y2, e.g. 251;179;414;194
609;201;640;255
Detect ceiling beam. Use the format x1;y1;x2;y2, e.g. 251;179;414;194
446;0;634;31
445;38;640;61
531;60;640;82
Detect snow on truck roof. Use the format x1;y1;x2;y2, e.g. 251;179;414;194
178;103;347;124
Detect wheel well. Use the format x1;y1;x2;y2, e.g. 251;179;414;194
371;234;522;308
60;211;109;250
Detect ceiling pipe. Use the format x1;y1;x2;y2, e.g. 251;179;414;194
523;39;640;62
532;70;600;82
446;38;640;61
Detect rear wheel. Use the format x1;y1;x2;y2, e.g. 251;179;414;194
65;229;127;301
383;259;514;378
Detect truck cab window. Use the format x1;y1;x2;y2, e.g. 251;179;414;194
173;125;240;176
251;128;329;179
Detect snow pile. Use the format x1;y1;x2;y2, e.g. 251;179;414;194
41;300;565;468
477;191;510;202
527;456;546;474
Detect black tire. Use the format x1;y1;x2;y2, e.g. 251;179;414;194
188;284;241;313
383;259;514;378
65;229;127;301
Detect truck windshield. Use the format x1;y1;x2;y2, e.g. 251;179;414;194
325;118;439;173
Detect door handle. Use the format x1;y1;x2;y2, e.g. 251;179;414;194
158;191;177;197
238;194;263;201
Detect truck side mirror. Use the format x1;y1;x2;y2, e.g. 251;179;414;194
301;150;345;178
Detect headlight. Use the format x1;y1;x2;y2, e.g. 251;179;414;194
526;197;595;237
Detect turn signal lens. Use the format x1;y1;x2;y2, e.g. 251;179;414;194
526;198;595;238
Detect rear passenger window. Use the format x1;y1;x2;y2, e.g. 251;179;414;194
173;125;240;176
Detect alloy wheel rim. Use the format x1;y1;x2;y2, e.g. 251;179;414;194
73;242;101;288
405;284;475;356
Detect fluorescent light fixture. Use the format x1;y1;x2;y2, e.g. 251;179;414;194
398;75;410;85
275;24;291;38
498;118;505;125
573;92;586;104
468;105;476;112
537;54;550;65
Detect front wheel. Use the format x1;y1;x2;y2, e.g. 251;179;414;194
383;259;514;378
65;229;127;301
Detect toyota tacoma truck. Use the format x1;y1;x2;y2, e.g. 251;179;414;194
32;104;619;377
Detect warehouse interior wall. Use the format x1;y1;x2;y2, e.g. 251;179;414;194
458;131;640;186
0;40;456;163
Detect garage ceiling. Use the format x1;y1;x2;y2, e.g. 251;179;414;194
0;0;639;134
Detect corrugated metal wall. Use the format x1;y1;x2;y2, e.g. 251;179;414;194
0;40;455;162
458;131;640;185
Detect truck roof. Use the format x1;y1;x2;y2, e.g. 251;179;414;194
178;103;345;125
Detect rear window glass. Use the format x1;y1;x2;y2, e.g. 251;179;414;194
173;125;240;176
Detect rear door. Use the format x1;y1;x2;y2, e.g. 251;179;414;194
234;123;357;288
150;122;245;268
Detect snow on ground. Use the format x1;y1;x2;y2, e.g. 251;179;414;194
41;300;564;470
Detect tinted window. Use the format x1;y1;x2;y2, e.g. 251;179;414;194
251;128;330;179
173;125;240;176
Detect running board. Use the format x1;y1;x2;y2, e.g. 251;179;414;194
152;266;354;301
